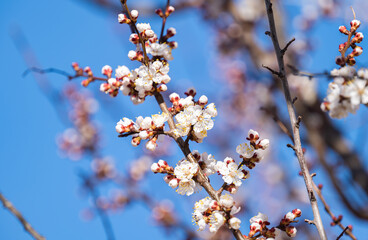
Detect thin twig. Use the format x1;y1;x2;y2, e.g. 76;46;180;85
159;0;171;43
263;1;327;239
312;183;357;240
0;193;46;240
336;226;350;240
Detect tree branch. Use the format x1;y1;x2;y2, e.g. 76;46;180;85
263;1;327;239
0;192;46;240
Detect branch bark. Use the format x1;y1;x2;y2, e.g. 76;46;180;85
0;192;46;240
263;1;327;239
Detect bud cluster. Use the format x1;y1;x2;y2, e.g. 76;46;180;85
98;61;171;103
336;18;363;66
115;113;169;151
247;210;301;239
236;129;270;169
192;195;241;233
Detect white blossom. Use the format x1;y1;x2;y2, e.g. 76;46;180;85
215;158;244;187
229;217;241;230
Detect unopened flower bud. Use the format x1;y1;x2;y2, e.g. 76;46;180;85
166;6;175;16
347;57;356;66
130;10;139;19
118;13;130;24
151;163;160;173
139;130;150;140
81;79;91;87
292;209;302;217
339;25;349;35
185;87;196;97
229;217;241;230
352;46;363;56
101;65;112;77
219;194;234;209
129;33;139;44
339;43;346;52
198;95;208;105
335;56;345;66
131;136;141;146
166;27;176;38
286;226;297;238
145;29;155;38
158;84;167;92
158;160;168;167
350;19;361;30
352;32;364;43
72;62;80;71
247;129;259;141
169;93;180;102
168;178;179;188
100;83;110;93
168;41;178;49
155;8;164;17
258;139;270;150
128;50;138;60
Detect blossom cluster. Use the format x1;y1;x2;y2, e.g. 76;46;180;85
336;18;363;67
151;159;201;196
169;92;217;142
321;66;368;118
115;112;169;151
247;210;301;239
98;61;171;103
192;195;241;233
236;129;270;169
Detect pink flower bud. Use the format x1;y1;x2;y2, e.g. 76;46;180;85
352;46;363;56
101;65;112;77
151;163;160;173
339;43;346;52
352;32;364;43
350;19;361;30
338;25;349;35
158;160;168;167
131;136;141;146
286;226;297;237
129;33;139;44
100;83;110;93
169;93;180;102
81;79;90;87
118;13;130;24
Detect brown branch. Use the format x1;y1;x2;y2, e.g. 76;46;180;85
153;91;245;240
312;183;357;240
0;192;46;240
264;1;327;239
336;226;350;240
